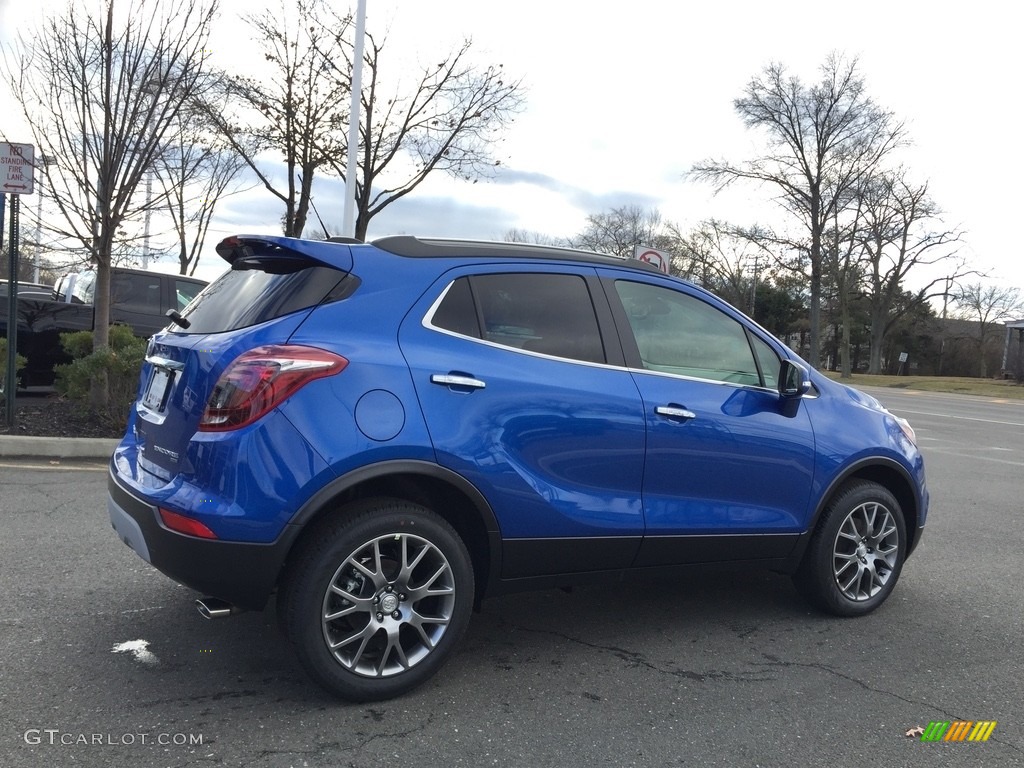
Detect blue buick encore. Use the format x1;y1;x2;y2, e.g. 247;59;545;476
108;234;928;701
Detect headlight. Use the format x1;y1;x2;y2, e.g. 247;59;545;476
894;416;917;445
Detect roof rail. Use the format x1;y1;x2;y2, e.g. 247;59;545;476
370;235;661;272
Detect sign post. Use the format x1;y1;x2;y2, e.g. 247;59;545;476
2;142;36;427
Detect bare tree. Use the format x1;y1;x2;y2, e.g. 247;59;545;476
823;192;867;378
339;34;525;240
857;170;967;374
953;283;1024;377
4;0;219;404
156;112;250;275
667;219;768;303
691;54;904;368
572;205;673;260
502;229;569;247
206;0;352;237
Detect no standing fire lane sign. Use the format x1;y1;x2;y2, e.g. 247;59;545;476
1;142;35;196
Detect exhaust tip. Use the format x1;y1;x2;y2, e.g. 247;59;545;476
195;597;240;619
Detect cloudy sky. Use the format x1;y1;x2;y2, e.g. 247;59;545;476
2;0;1021;294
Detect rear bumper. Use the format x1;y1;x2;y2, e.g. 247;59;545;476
107;466;297;610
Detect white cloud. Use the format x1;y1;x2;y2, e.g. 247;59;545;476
4;0;1022;294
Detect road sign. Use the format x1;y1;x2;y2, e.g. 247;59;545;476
633;245;671;274
1;142;35;195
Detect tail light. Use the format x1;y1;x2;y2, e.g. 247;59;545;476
199;345;348;431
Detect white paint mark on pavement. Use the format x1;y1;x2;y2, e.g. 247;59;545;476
112;639;159;666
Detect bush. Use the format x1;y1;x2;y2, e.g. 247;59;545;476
0;338;28;400
54;325;147;428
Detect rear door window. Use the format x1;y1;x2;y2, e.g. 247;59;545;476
110;272;162;313
432;273;606;364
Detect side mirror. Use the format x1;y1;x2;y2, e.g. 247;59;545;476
779;360;811;398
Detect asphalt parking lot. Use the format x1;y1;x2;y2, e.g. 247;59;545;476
1;386;1022;767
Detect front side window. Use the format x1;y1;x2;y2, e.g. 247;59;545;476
175;279;205;311
432;272;605;364
614;280;764;386
750;333;781;389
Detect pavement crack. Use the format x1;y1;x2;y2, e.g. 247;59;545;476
497;619;773;683
756;652;1024;753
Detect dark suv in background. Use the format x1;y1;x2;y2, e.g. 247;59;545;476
108;234;928;701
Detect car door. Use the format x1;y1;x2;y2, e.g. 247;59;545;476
600;272;818;566
399;266;647;579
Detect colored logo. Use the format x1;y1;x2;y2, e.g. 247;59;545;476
920;721;997;742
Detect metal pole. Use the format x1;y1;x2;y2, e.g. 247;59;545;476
32;155;50;283
5;194;21;425
1017;328;1024;384
142;172;152;269
341;0;366;239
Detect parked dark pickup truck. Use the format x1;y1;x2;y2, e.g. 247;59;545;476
1;267;208;388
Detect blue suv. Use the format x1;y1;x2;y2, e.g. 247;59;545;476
108;234;928;701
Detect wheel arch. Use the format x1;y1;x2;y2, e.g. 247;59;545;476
283;461;501;603
817;457;921;547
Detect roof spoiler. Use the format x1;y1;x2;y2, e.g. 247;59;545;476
215;235;357;274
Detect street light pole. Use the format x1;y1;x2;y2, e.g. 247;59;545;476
32;154;52;283
142;172;152;269
341;0;366;239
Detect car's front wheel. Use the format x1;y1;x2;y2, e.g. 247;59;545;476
794;480;906;617
278;498;474;701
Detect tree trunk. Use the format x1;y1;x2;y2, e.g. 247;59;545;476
808;264;821;368
839;292;852;378
89;258;112;409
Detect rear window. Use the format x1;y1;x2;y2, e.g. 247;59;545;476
179;262;351;334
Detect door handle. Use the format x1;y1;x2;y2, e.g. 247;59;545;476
655;405;696;421
430;374;486;390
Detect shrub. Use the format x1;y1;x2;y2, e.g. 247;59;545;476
54;325;147;428
0;338;28;400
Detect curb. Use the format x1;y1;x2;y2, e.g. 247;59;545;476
0;435;119;459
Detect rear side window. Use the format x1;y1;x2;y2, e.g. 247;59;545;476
180;263;350;334
432;273;605;364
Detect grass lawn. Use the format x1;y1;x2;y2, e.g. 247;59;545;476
821;371;1024;400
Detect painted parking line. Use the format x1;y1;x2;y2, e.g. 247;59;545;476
886;408;1024;428
918;446;1024;468
0;461;108;472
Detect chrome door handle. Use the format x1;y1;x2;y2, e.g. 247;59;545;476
430;374;486;390
655;405;696;421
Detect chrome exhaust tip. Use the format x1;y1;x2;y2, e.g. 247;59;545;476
195;597;242;619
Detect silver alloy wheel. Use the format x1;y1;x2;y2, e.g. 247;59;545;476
832;500;900;601
321;532;456;678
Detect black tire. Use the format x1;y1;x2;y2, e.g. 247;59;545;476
794;480;906;617
278;498;474;702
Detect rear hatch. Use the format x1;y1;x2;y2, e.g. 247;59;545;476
131;236;357;480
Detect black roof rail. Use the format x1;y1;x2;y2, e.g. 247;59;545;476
369;235;662;272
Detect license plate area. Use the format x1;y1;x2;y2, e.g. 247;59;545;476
142;366;174;412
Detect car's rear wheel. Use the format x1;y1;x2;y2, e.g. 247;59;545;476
794;480;905;617
278;498;474;701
